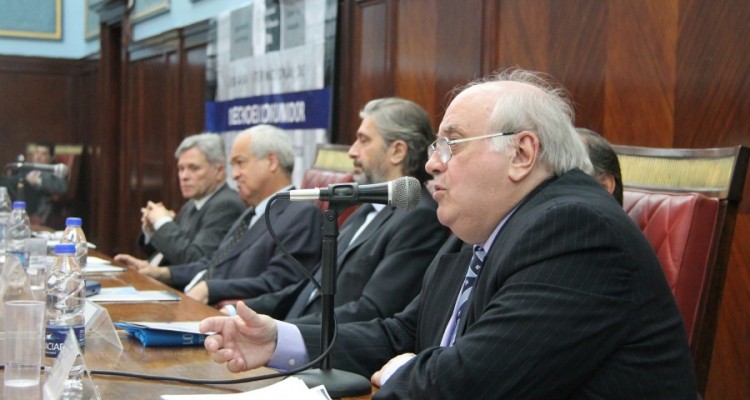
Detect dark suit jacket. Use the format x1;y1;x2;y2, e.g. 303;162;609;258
245;186;450;324
24;171;68;217
169;197;323;305
139;184;244;265
299;170;697;399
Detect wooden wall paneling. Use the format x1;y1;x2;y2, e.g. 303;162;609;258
711;213;750;400
337;0;395;145
93;23;123;255
0;57;79;166
394;0;437;126
604;0;676;147
432;0;483;121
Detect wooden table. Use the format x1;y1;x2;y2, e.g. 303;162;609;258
1;253;374;399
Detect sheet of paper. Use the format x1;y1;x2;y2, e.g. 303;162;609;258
118;321;203;335
161;377;330;400
88;289;179;302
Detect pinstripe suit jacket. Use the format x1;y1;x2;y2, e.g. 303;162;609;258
299;169;696;399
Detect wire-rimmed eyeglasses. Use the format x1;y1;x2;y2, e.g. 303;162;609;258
427;131;520;164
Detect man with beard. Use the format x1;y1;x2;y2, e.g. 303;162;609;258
228;98;449;323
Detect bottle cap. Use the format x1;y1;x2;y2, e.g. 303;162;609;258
12;201;26;209
54;243;76;254
65;217;82;227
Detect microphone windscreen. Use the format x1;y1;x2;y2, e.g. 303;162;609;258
391;176;421;210
53;163;69;178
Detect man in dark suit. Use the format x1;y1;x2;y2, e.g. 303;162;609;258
128;124;323;305
200;69;696;399
19;142;68;223
577;127;623;205
238;98;449;323
115;133;244;266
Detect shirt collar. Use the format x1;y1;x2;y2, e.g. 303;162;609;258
193;184;224;210
253;184;294;217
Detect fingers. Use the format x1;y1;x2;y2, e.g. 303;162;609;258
371;370;383;387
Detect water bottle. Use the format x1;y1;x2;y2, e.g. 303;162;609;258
45;243;85;393
0;186;11;255
61;217;87;272
6;201;31;267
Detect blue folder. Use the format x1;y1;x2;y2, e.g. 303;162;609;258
115;322;207;347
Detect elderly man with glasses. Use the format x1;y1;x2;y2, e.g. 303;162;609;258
200;68;696;399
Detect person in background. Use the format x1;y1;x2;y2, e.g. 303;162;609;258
200;68;696;399
115;133;244;266
22;142;68;224
577;127;624;205
237;97;450;324
121;125;323;306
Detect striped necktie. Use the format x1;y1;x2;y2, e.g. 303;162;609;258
447;245;486;345
205;207;255;279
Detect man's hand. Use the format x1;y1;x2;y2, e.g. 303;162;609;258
200;302;278;373
25;171;42;187
186;281;209;304
371;353;416;387
144;201;175;225
113;254;170;282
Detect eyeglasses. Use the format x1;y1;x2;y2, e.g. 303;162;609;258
427;131;520;164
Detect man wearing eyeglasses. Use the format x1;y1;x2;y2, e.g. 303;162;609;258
200;68;696;399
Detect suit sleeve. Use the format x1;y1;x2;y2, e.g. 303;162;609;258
205;204;323;304
289;207;449;324
149;191;244;264
39;172;68;195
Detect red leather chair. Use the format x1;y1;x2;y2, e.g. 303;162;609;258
614;144;749;395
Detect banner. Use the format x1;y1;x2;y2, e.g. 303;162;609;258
207;0;337;186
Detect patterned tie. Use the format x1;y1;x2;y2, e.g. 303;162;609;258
205;207;255;279
447;245;486;345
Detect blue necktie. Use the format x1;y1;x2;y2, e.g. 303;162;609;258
448;245;486;345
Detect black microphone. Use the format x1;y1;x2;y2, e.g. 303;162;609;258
279;176;421;210
4;162;69;178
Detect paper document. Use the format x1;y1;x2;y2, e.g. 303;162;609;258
88;287;179;302
161;377;332;399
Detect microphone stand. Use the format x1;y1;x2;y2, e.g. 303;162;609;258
296;203;372;397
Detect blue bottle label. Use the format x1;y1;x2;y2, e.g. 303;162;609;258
45;325;85;358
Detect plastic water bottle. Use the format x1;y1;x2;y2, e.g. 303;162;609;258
61;217;87;272
45;243;85;392
6;201;31;267
0;186;11;255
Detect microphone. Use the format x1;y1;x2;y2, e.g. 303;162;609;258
279;176;421;210
4;162;69;178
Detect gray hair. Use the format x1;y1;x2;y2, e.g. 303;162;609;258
454;68;593;175
239;124;295;175
175;133;226;166
359;98;434;183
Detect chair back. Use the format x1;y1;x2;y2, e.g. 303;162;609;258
613;144;749;394
46;144;84;229
300;143;357;224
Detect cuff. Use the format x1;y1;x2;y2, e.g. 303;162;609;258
153;216;174;232
267;321;310;371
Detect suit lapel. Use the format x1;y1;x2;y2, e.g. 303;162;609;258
338;206;392;263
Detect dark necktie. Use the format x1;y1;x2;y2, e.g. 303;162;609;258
285;203;375;318
205;207;255;279
447;245;486;345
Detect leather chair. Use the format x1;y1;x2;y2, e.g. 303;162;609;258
44;144;84;230
613;144;749;395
